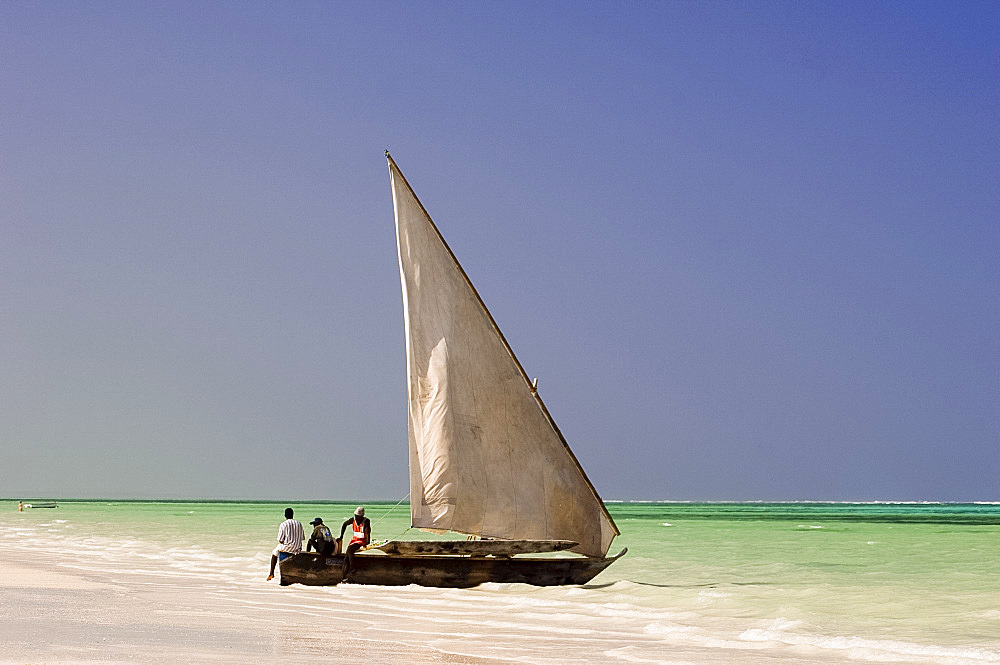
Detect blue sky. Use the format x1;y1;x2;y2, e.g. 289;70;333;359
2;2;997;501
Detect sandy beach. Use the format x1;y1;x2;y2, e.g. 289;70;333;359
4;502;999;665
0;551;507;665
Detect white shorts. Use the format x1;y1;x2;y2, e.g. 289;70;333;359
273;546;297;561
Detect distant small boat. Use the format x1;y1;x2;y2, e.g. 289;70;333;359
24;503;58;509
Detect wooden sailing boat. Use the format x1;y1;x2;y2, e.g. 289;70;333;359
278;154;625;587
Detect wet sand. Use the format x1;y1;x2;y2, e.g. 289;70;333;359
0;552;511;665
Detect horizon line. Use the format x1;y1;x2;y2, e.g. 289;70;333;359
6;497;999;505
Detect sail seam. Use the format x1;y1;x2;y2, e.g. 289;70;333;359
504;381;518;540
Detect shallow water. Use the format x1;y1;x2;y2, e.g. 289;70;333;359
3;500;998;663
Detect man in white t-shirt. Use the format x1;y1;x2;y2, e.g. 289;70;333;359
267;507;304;581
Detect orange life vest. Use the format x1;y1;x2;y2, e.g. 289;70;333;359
349;517;369;547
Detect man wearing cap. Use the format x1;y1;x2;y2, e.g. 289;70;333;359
338;506;371;581
307;517;335;556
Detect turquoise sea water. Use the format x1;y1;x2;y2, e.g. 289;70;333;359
3;500;999;663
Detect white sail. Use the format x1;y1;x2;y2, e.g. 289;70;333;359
389;155;618;558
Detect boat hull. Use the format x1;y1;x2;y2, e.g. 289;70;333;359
278;548;626;588
374;539;578;556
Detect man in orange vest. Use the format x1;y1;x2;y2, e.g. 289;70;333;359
337;506;371;581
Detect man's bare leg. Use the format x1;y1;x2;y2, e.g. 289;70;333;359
343;543;360;581
267;555;278;581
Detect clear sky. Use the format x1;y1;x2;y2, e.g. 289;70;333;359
2;2;997;501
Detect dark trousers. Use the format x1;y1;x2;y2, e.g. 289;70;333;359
309;538;335;556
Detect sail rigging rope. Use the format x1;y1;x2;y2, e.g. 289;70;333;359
375;492;415;543
372;492;410;531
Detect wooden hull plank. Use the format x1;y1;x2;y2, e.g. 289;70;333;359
278;549;627;588
374;539;578;556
